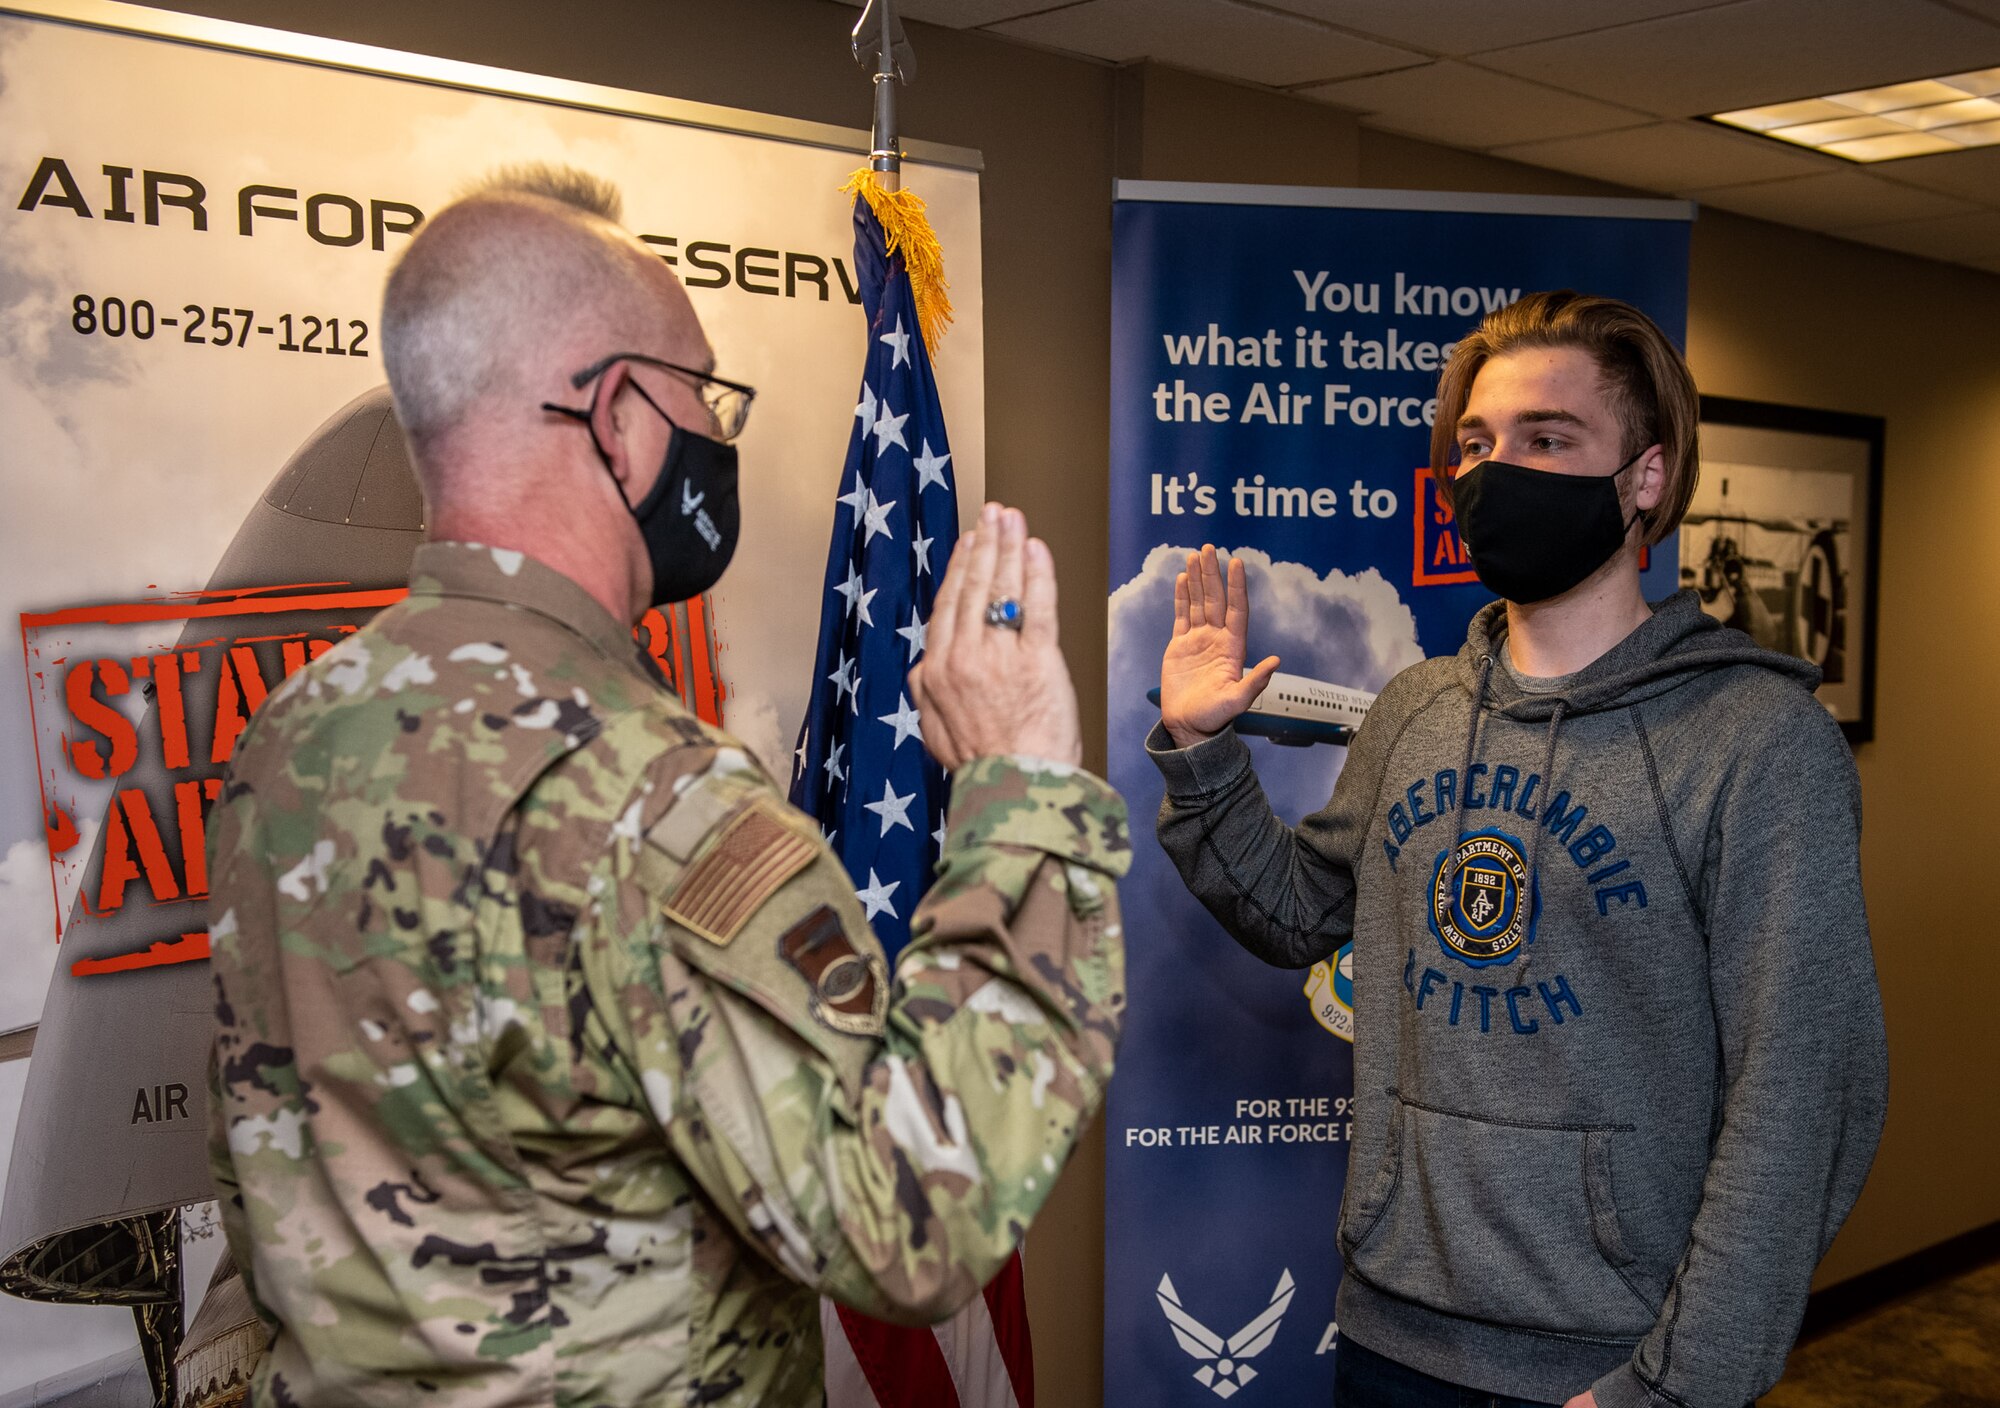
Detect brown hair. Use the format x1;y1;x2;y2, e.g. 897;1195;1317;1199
1430;290;1700;546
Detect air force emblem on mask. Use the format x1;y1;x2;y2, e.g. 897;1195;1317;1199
1428;830;1538;968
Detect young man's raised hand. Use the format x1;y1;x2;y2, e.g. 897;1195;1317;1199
1159;544;1281;749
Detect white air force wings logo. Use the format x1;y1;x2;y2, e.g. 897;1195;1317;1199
1155;1269;1296;1398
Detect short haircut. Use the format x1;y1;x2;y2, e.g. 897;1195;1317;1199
1430;290;1700;546
469;162;623;223
380;164;654;470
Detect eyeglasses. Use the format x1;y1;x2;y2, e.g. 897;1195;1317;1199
566;351;757;442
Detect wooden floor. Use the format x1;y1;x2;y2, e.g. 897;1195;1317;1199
1764;1257;2000;1407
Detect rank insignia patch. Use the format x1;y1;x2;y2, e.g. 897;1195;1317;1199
665;800;816;946
778;905;887;1036
1428;830;1539;968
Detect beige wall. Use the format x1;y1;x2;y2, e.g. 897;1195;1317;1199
136;0;2000;1401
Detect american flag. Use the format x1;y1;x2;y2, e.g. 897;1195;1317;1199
790;187;1034;1408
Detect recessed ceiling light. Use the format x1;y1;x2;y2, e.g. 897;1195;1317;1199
1712;69;2000;161
1819;132;1962;161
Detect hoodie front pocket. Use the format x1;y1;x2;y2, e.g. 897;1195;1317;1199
1346;1094;1658;1339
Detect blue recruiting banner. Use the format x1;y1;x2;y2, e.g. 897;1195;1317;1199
1103;183;1690;1408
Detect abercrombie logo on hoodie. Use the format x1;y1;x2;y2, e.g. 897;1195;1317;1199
1379;766;1654;1038
1401;947;1583;1037
1378;764;1650;919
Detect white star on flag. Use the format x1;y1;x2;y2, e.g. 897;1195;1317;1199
827;649;856;705
794;736;808;779
880;317;912;369
822;740;848;789
862;489;898;545
912;528;934;577
879;692;922;749
835;564;876;626
913;441;952;494
896;607;927;662
834;563;864;615
864;779;917;836
854;382;876;428
933;819;948;854
837;471;869;521
873;401;910;456
855;868;900;921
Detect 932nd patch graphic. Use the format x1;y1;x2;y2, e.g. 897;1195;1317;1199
1428;830;1539;967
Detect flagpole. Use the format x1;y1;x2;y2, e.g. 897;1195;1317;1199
852;0;906;192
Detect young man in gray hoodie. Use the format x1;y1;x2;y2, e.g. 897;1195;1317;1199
1147;291;1886;1408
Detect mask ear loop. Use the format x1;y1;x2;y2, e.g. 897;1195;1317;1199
1612;445;1651;539
542;379;639;512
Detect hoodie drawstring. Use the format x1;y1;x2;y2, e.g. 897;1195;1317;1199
1446;654;1567;987
1447;655;1493;857
1517;700;1566;987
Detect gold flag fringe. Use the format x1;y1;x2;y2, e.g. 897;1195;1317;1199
844;168;954;356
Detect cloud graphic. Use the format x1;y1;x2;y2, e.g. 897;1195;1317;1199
1109;544;1424;822
1107;544;1425;1026
0;825;84;1035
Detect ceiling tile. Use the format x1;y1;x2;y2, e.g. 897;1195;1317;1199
1257;0;1732;58
988;0;1429;88
827;0;1059;25
1682;169;1980;228
1843;209;2000;263
1494;120;1837;190
1876;142;2000;200
1473;0;2000;119
1297;60;1652;147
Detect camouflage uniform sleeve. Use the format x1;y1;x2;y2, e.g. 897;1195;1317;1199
578;747;1129;1324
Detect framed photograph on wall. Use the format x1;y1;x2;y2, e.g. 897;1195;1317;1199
1683;396;1883;744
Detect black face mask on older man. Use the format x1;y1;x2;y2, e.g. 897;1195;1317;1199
543;354;745;607
1451;449;1644;605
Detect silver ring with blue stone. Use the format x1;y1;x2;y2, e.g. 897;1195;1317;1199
984;597;1024;631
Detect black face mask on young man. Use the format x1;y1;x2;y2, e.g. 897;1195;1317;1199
544;368;740;608
1452;450;1645;605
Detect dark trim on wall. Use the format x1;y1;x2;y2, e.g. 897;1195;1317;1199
1798;1219;2000;1341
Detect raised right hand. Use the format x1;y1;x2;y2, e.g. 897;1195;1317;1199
1159;545;1280;749
909;503;1082;771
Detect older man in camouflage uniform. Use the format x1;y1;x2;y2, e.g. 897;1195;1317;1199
205;168;1128;1406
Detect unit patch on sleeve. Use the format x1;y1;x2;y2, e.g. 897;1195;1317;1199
778;905;887;1036
664;799;817;946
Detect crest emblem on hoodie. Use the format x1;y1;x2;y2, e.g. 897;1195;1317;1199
1429;830;1539;967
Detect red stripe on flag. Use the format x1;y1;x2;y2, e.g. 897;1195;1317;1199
982;1252;1035;1408
835;1304;962;1408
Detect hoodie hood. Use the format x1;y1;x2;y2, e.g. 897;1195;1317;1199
1456;588;1822;722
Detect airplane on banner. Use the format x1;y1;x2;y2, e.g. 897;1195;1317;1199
1147;671;1375;747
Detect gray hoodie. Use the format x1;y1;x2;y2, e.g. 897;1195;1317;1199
1147;590;1886;1408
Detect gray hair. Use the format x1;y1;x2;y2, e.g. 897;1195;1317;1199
466;162;623;222
380;165;654;471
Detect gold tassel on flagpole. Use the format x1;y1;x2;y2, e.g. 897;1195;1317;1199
843;168;953;357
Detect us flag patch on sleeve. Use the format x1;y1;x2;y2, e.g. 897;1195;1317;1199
665;801;817;946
